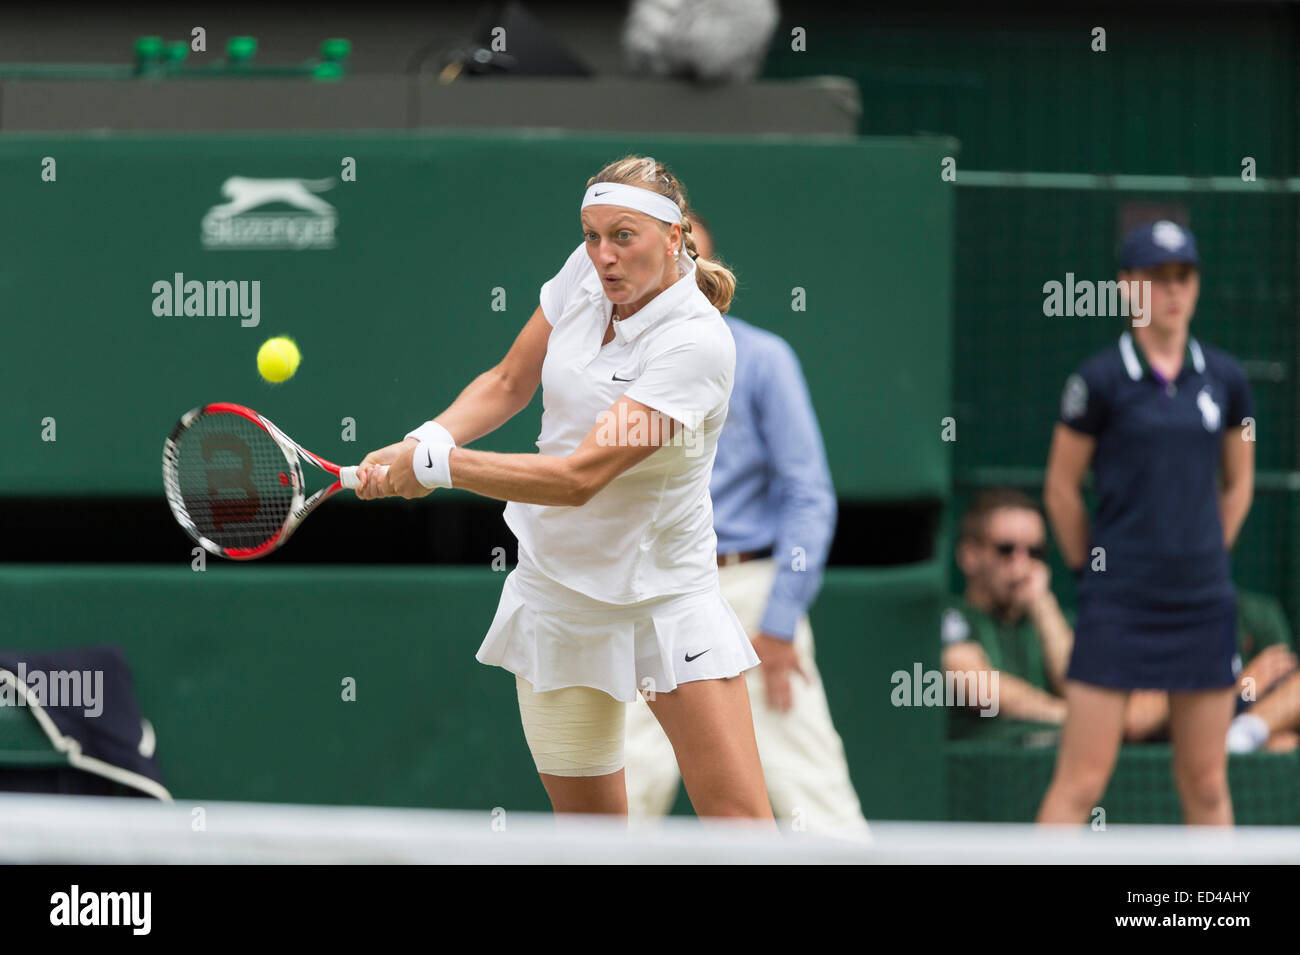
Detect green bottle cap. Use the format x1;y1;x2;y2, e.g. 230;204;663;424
226;36;257;61
320;38;351;62
134;36;163;61
312;61;344;80
163;41;188;63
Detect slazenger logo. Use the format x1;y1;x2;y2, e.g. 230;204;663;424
201;176;338;250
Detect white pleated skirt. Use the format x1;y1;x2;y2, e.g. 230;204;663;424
476;553;760;702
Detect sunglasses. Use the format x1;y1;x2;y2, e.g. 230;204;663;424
990;541;1046;561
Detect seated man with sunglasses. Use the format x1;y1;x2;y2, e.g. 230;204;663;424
941;488;1170;742
943;488;1299;748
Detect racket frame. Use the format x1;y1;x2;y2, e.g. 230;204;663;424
163;401;346;560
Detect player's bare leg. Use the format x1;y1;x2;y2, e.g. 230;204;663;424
1169;688;1236;825
538;769;629;816
645;676;775;824
1037;681;1127;824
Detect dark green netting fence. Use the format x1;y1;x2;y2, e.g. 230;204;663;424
949;739;1300;825
944;174;1300;823
950;173;1300;623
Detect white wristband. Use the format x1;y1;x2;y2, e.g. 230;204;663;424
405;420;456;448
412;440;454;489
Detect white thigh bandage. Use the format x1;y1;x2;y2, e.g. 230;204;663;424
515;675;626;777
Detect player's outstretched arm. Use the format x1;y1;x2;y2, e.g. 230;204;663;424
363;394;677;504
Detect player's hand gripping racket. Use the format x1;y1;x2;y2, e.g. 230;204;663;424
162;402;385;560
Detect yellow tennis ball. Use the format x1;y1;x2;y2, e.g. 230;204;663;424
257;336;300;384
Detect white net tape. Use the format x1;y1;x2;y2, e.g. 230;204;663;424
2;794;1298;864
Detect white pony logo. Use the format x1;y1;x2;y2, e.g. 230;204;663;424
1197;386;1221;432
1152;220;1187;251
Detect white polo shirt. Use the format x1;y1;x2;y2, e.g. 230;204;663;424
503;242;736;604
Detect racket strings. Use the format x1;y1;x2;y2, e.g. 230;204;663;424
171;413;297;550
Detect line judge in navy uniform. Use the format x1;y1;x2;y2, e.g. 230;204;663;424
1037;221;1256;826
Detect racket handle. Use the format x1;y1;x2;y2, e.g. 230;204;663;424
339;465;387;490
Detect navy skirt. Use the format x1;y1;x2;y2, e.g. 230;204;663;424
1067;597;1239;691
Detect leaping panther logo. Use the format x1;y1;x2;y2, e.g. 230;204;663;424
206;177;338;218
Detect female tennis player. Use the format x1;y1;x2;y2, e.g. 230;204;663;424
354;156;773;822
1037;221;1256;825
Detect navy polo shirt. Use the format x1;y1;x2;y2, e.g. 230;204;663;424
1059;332;1254;612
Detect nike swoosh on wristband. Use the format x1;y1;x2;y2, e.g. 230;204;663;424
425;448;433;468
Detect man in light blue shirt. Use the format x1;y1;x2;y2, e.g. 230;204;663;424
624;215;869;835
709;303;837;708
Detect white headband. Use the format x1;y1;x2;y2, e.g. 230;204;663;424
581;182;682;224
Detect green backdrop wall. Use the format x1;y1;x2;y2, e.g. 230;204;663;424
0;130;953;502
0;564;946;820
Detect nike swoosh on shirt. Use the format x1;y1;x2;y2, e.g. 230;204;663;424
612;374;634;382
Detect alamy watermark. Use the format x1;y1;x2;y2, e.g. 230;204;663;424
1042;275;1152;327
50;885;150;935
594;405;704;457
1;664;103;717
891;663;999;716
152;273;260;327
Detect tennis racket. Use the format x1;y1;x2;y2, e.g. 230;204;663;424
162;402;385;560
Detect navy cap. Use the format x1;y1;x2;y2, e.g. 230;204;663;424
1118;220;1200;270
